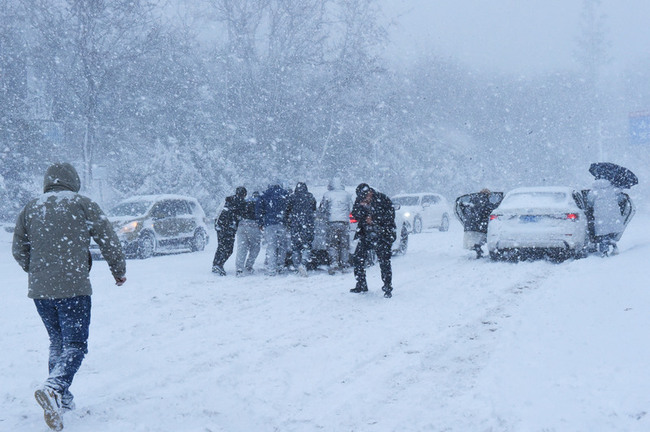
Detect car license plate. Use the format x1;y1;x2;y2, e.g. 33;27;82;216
520;215;539;223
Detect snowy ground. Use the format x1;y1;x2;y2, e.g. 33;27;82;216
2;211;650;432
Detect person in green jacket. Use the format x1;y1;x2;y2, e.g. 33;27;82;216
12;162;127;431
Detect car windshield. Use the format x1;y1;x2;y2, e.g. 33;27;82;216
108;201;152;217
392;196;419;206
501;192;567;209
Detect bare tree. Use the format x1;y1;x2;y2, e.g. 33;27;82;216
23;0;164;186
207;0;386;181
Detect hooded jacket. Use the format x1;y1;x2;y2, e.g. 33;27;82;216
12;163;126;299
286;182;316;237
320;177;352;223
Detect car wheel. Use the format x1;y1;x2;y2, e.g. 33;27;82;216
439;214;449;232
413;217;422;234
190;229;207;252
394;224;409;255
489;249;500;261
137;232;155;259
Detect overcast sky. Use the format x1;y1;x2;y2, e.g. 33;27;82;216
381;0;650;75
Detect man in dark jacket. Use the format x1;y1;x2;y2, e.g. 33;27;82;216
350;183;396;298
286;182;316;276
212;186;247;275
459;189;500;258
12;162;126;431
256;182;290;275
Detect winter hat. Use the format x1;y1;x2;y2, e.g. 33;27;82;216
356;183;371;198
236;186;247;199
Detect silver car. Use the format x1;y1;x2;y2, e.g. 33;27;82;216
92;195;210;259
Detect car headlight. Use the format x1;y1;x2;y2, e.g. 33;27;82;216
403;212;411;218
118;221;140;234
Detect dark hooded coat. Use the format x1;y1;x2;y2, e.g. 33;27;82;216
462;192;499;233
286;182;316;244
12;163;126;299
351;186;396;244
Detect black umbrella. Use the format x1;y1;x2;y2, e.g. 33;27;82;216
589;162;638;189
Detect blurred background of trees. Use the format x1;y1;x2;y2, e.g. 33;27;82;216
1;0;648;218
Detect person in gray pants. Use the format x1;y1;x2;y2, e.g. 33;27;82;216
235;192;262;275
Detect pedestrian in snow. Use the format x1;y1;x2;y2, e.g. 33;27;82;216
257;182;290;275
212;186;247;275
587;178;625;256
12;162;126;431
460;189;500;259
319;177;353;274
235;191;262;276
286;182;316;276
350;183;396;298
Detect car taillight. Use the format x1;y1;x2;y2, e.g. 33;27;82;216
566;213;579;220
489;214;499;221
349;213;357;223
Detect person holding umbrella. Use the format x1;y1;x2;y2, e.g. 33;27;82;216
587;162;638;256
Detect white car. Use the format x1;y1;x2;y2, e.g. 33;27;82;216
487;186;588;261
391;193;451;233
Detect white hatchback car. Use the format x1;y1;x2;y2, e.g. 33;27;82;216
487;186;588;261
391;193;451;233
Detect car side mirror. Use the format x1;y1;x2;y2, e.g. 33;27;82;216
393;204;401;211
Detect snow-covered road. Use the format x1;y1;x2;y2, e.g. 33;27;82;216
2;213;649;431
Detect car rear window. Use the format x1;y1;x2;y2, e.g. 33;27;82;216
500;192;567;209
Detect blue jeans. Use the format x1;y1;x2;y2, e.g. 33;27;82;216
34;296;91;399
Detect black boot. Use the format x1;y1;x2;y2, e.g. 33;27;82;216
350;282;368;293
382;284;392;298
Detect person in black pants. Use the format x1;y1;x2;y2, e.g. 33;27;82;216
212;186;247;275
350;183;396;298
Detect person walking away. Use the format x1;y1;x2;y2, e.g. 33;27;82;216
319;177;353;274
286;182;316;277
212;186;247;275
235;191;262;276
350;183;396;298
587;178;625;256
12;162;126;431
462;189;499;258
256;182;290;275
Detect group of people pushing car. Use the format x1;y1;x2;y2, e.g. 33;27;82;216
212;179;396;299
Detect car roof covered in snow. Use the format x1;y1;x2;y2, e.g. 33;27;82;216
118;194;200;204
